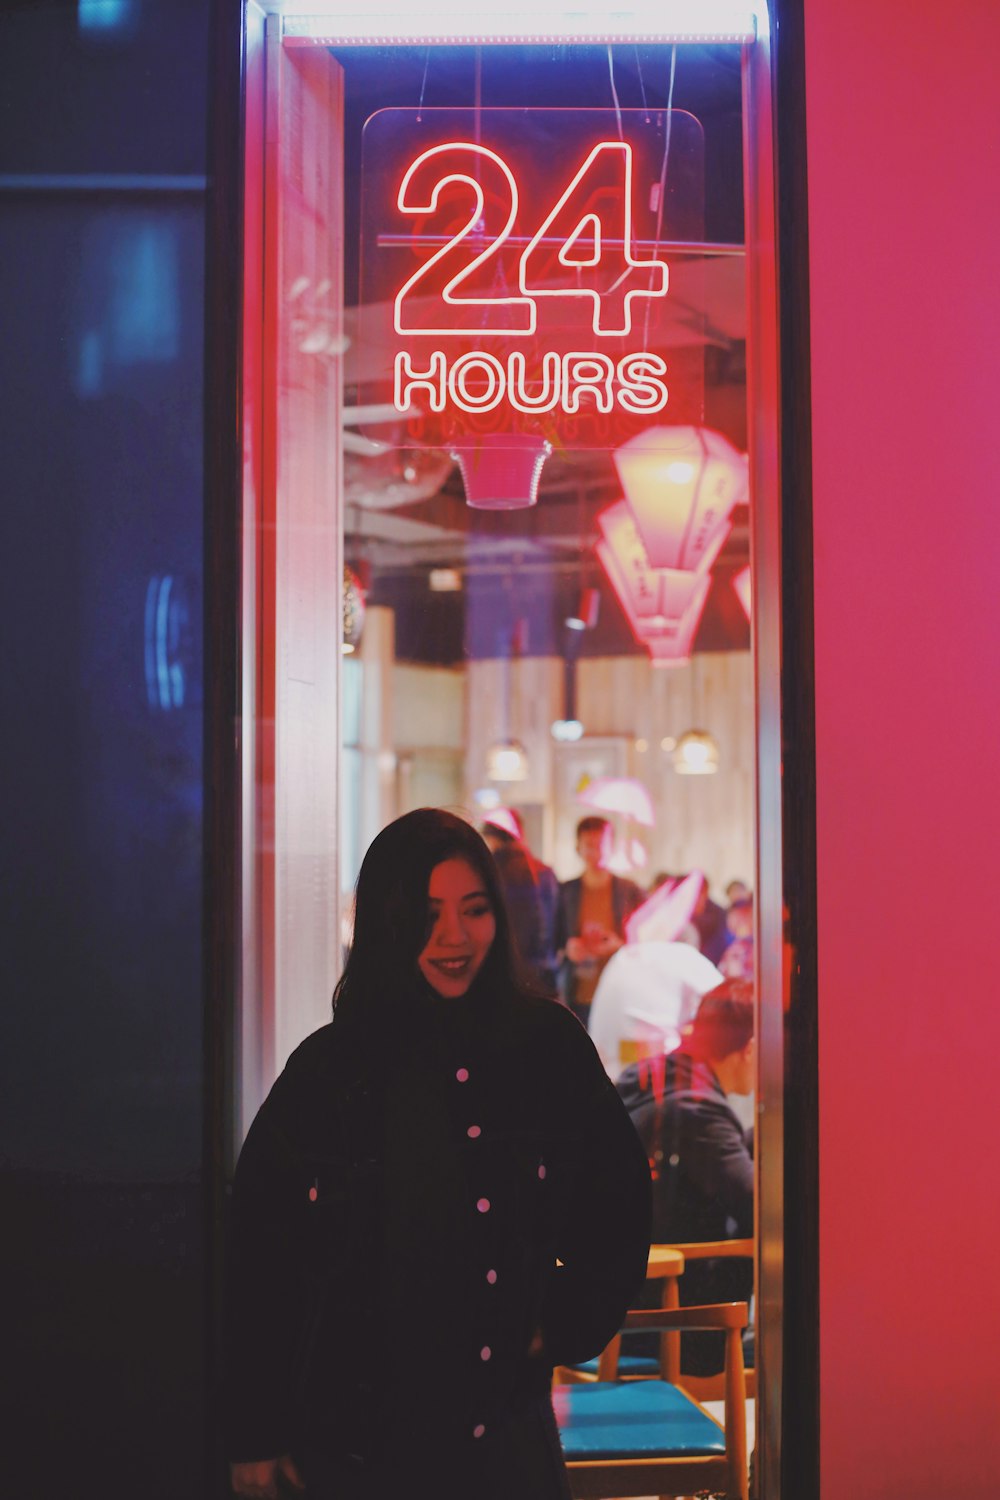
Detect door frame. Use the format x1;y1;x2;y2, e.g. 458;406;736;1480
203;6;821;1497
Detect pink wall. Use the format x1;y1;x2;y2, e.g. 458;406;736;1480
805;1;1000;1494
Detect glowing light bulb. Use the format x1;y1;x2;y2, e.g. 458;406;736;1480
672;730;719;775
485;739;530;782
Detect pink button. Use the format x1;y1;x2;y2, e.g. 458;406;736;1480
473;1424;486;1439
467;1125;481;1139
308;1186;318;1202
480;1346;492;1362
476;1197;491;1213
486;1269;498;1285
537;1164;546;1180
456;1068;470;1082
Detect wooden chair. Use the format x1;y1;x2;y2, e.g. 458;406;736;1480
656;1239;756;1401
553;1301;749;1500
552;1245;684;1384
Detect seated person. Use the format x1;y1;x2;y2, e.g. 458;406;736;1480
690;874;730;965
617;981;754;1376
719;896;754;981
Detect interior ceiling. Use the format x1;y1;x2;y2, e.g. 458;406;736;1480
334;42;750;663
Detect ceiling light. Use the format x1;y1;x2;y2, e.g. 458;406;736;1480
595;502;712;666
485;738;530;782
450;434;551;510
665;461;697;483
430;568;462;592
285;2;758;44
614;425;747;573
551;718;584;742
672;729;720;775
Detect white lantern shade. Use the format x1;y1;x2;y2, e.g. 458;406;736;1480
613;425;747;572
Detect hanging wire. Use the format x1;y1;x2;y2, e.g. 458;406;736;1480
653;45;679;261
642;43;678;352
416;47;430;121
635;45;650;122
607;45;625;142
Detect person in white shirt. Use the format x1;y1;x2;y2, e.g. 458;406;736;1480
587;871;722;1081
587;940;723;1081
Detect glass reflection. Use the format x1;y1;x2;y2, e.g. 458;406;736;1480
337;29;757;1437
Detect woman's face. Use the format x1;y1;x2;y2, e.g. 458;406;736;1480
417;857;497;998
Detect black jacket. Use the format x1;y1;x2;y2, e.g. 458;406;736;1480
225;985;651;1471
616;1048;753;1374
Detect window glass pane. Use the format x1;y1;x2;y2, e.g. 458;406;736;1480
337;39;756;1403
253;33;763;1483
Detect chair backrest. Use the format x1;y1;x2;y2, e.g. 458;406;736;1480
663;1238;754;1260
652;1239;755;1397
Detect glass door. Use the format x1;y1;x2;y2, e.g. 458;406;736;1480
239;5;783;1494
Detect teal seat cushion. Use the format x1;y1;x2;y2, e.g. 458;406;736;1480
573;1354;661;1377
553;1380;726;1459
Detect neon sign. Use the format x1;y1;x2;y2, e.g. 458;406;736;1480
360;109;705;503
393;349;669;417
393;142;536;337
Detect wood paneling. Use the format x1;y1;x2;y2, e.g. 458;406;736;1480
466;652;754;892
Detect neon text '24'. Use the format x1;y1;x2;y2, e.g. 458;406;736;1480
393;139;670;341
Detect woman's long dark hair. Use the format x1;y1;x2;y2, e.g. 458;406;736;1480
333;807;524;1029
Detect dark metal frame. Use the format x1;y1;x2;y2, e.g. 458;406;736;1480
201;4;821;1496
203;0;247;1489
772;0;820;1495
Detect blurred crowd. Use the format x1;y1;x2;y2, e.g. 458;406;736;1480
482;808;754;1062
483;808;757;1379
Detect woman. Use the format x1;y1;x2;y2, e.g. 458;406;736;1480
226;808;651;1499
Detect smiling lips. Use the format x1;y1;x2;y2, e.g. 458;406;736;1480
429;956;473;977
